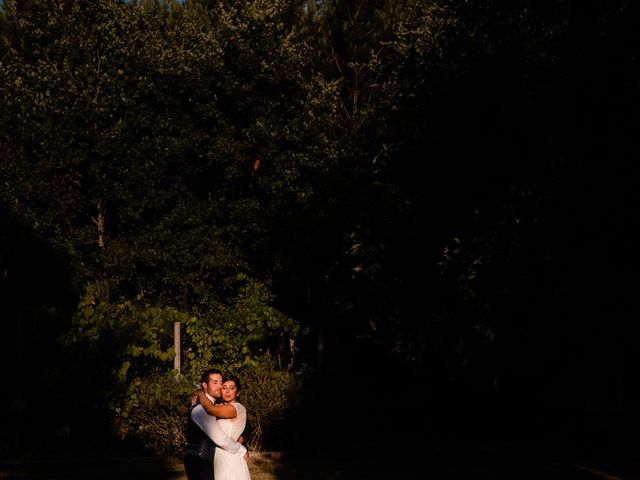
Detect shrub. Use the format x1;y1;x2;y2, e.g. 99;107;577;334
115;371;193;455
239;355;303;452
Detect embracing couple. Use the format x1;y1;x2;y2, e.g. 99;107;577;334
184;368;251;480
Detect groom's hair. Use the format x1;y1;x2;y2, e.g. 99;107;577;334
200;368;223;383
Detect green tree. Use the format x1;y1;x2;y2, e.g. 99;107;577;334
0;0;331;451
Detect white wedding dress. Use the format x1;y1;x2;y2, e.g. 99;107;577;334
213;401;251;480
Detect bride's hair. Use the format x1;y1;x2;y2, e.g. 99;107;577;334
223;374;242;391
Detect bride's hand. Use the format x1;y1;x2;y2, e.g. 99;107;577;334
191;384;204;406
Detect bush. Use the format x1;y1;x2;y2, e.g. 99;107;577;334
115;358;305;455
115;371;194;455
239;355;303;452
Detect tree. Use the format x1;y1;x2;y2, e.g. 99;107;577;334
0;0;333;451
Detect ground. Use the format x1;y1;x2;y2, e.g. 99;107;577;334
1;451;639;480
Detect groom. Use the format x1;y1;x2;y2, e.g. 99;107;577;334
184;368;247;480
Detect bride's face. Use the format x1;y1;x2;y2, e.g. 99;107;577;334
221;380;238;403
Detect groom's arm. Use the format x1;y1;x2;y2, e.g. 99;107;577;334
191;404;247;457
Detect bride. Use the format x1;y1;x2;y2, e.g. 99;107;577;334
197;374;251;480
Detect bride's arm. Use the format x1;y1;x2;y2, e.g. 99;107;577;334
191;405;247;456
197;390;237;419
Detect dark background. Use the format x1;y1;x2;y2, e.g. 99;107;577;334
1;0;639;472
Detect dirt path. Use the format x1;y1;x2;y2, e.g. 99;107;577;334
1;453;638;480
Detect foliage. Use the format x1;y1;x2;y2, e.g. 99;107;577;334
210;274;300;371
1;0;316;451
238;355;303;452
64;276;300;451
293;0;463;364
117;371;194;455
64;297;188;408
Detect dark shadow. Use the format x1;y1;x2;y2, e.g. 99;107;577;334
0;202;79;459
0;456;186;480
254;448;637;480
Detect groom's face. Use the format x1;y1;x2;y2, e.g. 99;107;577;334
205;373;223;398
